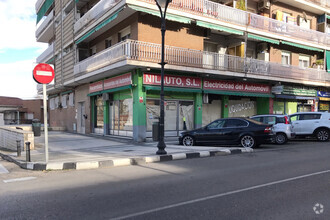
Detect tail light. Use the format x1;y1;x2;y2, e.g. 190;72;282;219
284;116;290;124
264;127;272;133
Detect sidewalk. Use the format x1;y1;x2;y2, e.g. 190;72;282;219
0;131;253;171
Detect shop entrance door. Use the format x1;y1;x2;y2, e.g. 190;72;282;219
109;101;120;135
78;102;85;134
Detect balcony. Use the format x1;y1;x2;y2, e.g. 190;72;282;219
35;0;45;13
36;9;54;43
138;0;329;47
74;40;328;85
305;0;330;8
36;43;54;63
74;0;121;34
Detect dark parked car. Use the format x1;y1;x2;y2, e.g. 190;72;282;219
179;118;275;148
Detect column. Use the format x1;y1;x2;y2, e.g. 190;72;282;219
221;95;229;118
194;93;202;129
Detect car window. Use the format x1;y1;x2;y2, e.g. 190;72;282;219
207;120;225;129
251;117;263;122
225;119;248;128
264;116;276;125
276;117;286;124
290;115;299;122
300;114;321;120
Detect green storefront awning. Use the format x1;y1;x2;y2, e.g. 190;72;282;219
248;34;280;45
281;41;323;52
128;5;191;24
196;21;244;35
76;10;121;44
145;86;202;93
204;90;274;98
36;0;54;24
326;51;330;73
87;85;132;96
46;57;55;64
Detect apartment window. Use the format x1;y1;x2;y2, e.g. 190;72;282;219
69;93;74;106
299;17;311;29
118;27;131;42
299;55;310;68
55;97;60;109
281;51;291;66
105;37;112;49
90;45;96;55
50;98;55;110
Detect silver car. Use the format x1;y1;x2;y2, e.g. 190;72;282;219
250;114;295;144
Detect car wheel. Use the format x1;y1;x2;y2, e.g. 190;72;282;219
182;135;195;146
316;129;329;142
240;135;256;148
275;133;287;145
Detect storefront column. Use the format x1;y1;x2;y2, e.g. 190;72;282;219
103;100;109;135
221;96;229;118
257;97;270;115
91;96;96;133
133;69;146;142
269;98;274;114
194;93;203;129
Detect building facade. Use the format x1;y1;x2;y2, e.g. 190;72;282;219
35;0;330;141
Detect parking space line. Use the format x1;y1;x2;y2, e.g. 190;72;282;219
3;177;37;183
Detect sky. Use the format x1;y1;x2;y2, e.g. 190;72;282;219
0;0;47;99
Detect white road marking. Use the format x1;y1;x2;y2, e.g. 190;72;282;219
36;70;52;76
3;177;37;183
0;164;9;174
112;169;330;220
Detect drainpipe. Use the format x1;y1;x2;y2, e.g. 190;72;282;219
17;111;19;125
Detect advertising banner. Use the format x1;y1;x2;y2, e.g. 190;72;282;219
143;73;202;88
203;79;270;93
104;73;132;90
89;81;103;93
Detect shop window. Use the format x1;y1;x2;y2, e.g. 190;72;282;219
69;93;74;106
299;55;310;68
119;99;133;131
281;51;291;66
61;95;67;108
50;98;55;110
95;96;104;131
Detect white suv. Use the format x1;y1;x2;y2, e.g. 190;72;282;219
251;114;294;145
289;112;330;141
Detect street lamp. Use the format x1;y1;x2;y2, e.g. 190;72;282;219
155;0;171;155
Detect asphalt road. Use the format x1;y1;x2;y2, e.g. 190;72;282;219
1;140;330;220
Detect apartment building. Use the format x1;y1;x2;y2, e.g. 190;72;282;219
35;0;330;141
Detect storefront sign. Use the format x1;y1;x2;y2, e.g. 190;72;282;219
89;81;103;93
317;91;330;98
282;86;317;96
320;103;330;111
143;73;201;88
271;85;283;94
203;80;270;93
104;73;132;90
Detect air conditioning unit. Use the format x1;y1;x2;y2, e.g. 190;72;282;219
258;0;270;11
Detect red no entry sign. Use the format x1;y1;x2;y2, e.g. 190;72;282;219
33;63;55;84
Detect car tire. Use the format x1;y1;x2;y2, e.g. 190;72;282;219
240;135;256;148
275;133;287;145
182;135;195;146
316;128;329;142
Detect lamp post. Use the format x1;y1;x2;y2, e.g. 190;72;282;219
155;0;171;155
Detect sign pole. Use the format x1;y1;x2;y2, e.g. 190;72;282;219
43;83;49;163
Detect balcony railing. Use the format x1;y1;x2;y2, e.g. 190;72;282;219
74;0;121;33
37;42;54;63
305;0;330;8
249;13;329;45
139;0;330;46
74;40;328;83
36;9;54;38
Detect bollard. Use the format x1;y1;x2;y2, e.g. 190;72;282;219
16;140;21;157
25;142;31;162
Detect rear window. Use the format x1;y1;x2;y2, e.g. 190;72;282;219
301;114;321;120
246;118;265;125
276;117;286;124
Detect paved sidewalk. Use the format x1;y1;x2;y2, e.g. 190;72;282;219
0;131;253;171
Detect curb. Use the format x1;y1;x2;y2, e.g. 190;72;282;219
0;148;253;171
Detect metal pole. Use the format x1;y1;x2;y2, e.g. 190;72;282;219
25;142;31;162
156;13;167;155
16;140;21;157
43;84;49;163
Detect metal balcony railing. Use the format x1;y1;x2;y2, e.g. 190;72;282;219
37;43;54;63
74;0;121;33
139;0;330;46
36;10;54;38
249;13;329;45
304;0;330;8
74;40;328;83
